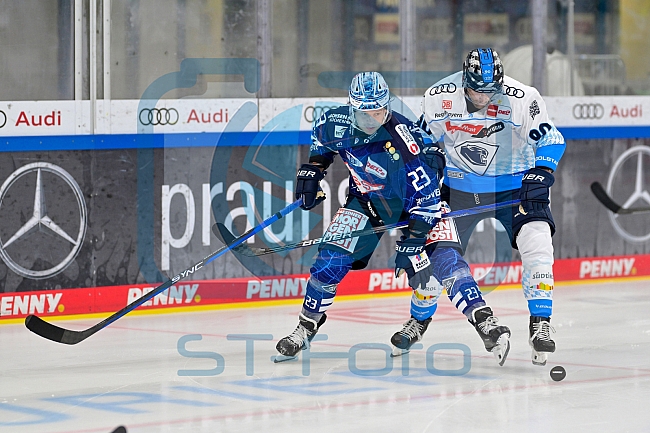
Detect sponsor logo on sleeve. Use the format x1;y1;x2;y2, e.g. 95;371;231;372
529;100;540;119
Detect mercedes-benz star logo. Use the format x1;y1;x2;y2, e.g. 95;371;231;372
607;145;650;242
0;162;87;279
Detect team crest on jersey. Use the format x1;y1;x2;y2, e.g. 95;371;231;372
334;125;347;138
487;104;498;117
365;156;387;179
395;124;420;155
453;141;499;175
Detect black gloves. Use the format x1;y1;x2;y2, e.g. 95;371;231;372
519;167;555;213
296;163;326;210
422;145;446;182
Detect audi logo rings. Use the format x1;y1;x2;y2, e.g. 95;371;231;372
502;85;525;98
0;110;6;128
428;83;457;95
303;105;340;123
139;108;179;126
572;103;604;119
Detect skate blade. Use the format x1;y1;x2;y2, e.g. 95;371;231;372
390;347;410;358
491;334;511;366
531;349;548;366
272;354;299;363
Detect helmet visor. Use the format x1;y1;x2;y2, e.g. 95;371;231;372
351;107;390;133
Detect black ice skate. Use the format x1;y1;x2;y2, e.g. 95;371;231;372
390;316;432;357
274;313;327;363
470;306;511;366
529;316;556;366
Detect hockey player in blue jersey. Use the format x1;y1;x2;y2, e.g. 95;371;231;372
275;72;443;360
409;48;566;366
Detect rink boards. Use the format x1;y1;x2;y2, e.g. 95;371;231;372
1;252;648;322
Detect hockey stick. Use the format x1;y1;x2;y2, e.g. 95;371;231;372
590;182;650;215
24;199;304;345
213;199;521;257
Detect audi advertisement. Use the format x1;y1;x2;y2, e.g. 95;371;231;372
0;97;648;136
0;97;648;299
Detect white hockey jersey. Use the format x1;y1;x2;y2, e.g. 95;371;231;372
420;71;566;193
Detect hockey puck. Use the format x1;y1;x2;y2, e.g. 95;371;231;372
549;366;566;381
110;427;127;433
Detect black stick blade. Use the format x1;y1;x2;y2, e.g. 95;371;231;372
212;222;238;244
591;182;650;214
212;223;259;256
25;315;88;345
590;182;622;213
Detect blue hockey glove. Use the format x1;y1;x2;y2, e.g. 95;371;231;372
519;167;555;213
422;145;446;181
395;237;433;291
296;163;326;210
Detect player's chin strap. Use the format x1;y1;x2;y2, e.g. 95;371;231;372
214;199;521;257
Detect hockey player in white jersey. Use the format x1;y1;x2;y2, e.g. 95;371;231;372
411;48;566;366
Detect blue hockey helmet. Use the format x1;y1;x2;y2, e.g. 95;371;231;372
462;48;504;94
348;71;391;111
349;72;391;133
